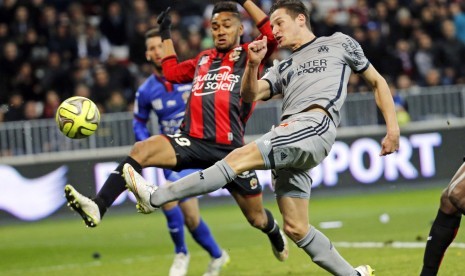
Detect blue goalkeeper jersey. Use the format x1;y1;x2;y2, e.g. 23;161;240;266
133;74;192;140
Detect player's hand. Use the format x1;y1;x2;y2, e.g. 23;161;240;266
157;7;172;40
247;36;267;66
379;132;399;156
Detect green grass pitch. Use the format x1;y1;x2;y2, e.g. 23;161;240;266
1;186;464;275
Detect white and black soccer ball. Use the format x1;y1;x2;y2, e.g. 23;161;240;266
55;96;100;139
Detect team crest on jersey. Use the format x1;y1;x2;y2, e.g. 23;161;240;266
249;178;258;189
199;55;209;66
229;46;242;62
182;91;190;103
318;45;329;53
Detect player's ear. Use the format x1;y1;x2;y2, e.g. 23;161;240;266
239;23;244;36
297;13;306;27
146;53;151;61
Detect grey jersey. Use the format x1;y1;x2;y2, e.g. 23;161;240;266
262;32;370;126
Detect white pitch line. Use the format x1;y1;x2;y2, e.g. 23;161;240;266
333;241;465;249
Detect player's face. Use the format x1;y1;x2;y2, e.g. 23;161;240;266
211;12;243;52
270;8;301;49
146;36;163;70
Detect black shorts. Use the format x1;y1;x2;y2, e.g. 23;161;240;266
163;133;262;196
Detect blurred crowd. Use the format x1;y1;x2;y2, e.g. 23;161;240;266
1;0;465;123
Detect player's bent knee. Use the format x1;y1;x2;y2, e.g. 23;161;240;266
448;187;465;210
283;222;308;242
129;141;149;164
225;143;263;172
244;213;267;229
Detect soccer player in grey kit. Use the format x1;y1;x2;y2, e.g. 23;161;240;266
124;0;400;275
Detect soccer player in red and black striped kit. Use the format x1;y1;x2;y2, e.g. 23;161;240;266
64;0;289;264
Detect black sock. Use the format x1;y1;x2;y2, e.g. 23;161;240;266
93;156;142;217
262;209;285;252
421;209;461;276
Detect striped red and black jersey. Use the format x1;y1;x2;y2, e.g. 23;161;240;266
161;18;277;147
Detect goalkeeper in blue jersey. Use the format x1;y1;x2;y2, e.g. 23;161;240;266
132;28;228;276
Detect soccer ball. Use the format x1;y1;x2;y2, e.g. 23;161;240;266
55;96;100;139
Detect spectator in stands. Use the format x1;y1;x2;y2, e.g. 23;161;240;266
127;0;150;38
450;3;465;44
90;66;115;108
417;5;443;41
12;61;41;102
74;83;91;99
396;74;415;92
40;51;73;97
363;21;393;79
9;5;31;40
68;2;87;36
423;68;443;87
21;28;48;66
105;54;135;101
4;93;25;122
393;39;415;78
48;21;78;67
99;1;128;61
435;19;465;76
23;100;41;120
414;32;436;82
105;90;127;113
37;5;58;41
0;41;22;98
78;20;111;64
42;89;60;119
389;7;414;46
72;56;94;88
129;19;149;66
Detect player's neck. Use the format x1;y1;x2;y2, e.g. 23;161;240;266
291;31;316;51
153;68;163;78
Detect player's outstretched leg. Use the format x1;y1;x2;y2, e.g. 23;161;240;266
64;184;101;227
123;163;157;213
65;156;144;227
203;249;230;276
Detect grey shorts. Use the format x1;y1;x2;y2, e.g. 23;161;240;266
255;112;336;198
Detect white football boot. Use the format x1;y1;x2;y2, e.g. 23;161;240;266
64;184;101;227
203;250;230;276
169;253;190;276
123;163;157;214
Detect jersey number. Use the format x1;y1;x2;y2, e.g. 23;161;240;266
167;134;191;147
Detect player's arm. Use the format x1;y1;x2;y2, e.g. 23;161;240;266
360;65;400;155
156;7;196;83
240;0;277;60
241;0;267;26
242;37;271;103
132;91;151;142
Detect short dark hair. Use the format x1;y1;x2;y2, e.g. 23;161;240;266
212;1;240;18
270;0;311;29
145;28;161;40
